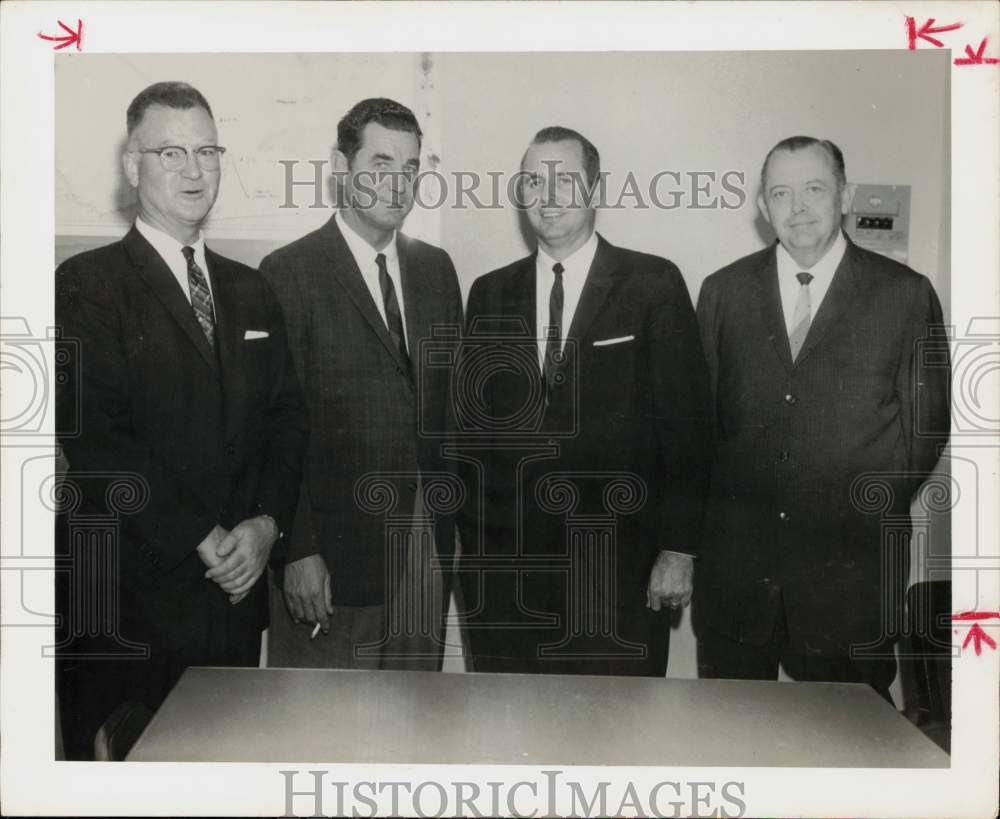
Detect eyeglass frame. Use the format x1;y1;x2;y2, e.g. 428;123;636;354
133;145;227;172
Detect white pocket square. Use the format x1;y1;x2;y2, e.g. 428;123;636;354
592;334;635;347
244;329;270;340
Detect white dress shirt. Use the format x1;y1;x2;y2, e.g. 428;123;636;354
135;217;212;303
336;211;408;347
535;231;599;368
775;229;847;335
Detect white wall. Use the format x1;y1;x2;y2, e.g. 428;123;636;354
436;50;949;311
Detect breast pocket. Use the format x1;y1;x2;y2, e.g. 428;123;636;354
582;332;640;401
591;334;636;349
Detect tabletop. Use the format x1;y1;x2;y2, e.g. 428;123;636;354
127;667;950;767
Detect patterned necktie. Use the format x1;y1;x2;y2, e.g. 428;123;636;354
376;252;409;369
788;271;814;362
181;246;216;350
543;262;565;396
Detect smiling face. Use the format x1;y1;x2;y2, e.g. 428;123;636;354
758;144;854;268
521;139;596;260
335;121;420;249
123;104;220;245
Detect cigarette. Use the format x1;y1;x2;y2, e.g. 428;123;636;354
310;622;321;640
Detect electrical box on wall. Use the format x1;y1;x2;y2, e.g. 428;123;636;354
844;184;911;264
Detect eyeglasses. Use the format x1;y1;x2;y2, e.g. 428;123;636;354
135;145;226;172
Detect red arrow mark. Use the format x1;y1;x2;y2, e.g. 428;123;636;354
952;611;1000;621
954;37;1000;65
37;19;83;51
962;622;997;655
906;16;963;50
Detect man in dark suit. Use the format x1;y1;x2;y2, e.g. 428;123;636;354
55;81;308;759
694;136;950;701
260;98;463;670
458;127;712;675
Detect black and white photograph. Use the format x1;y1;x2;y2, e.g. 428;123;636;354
1;2;997;817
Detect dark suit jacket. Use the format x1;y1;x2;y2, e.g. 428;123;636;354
459;234;713;615
55;226;308;676
259;215;463;607
694;238;950;654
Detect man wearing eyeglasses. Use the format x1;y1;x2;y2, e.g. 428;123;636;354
54;81;308;759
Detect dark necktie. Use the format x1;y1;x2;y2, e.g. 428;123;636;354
543;262;565;396
376;252;409;369
788;271;814;362
181;246;216;350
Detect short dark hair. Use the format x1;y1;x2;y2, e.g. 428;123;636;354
337;98;422;163
761;136;846;189
126;81;213;137
525;126;601;188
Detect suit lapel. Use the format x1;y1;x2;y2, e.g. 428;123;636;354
396;237;424;390
565;234;622;347
750;245;794;372
557;234;625;383
123;227;219;374
793;240;861;366
321;216;413;384
206;250;246;435
505;255;543;404
505;254;537;340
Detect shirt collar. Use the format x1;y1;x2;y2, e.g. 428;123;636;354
135;217;205;261
336;210;398;271
776;229;847;282
537;230;599;277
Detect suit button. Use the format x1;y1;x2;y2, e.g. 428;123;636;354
784;393;798;405
777;451;789;463
226;444;236;456
779;511;789;522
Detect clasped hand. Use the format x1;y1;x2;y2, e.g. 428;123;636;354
196;517;279;605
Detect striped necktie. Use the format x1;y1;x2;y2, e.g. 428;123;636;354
788;271;814;362
181;246;216;350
